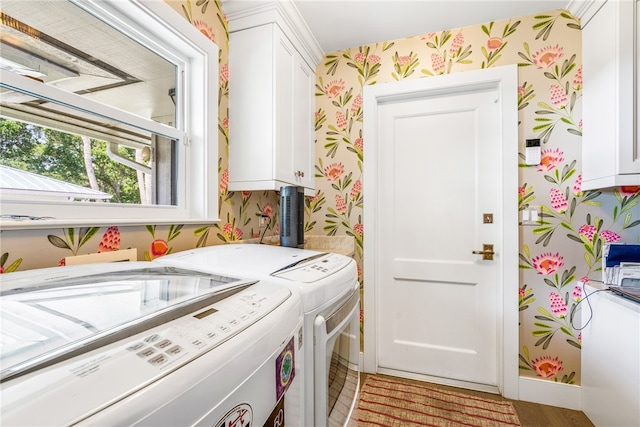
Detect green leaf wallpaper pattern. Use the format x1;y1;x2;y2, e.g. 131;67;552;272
1;1;639;391
310;7;640;388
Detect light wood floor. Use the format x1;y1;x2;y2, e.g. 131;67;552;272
360;374;594;427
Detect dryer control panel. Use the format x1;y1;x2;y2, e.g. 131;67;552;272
272;253;351;283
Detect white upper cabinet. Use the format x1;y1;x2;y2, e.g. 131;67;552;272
581;0;640;190
226;1;322;194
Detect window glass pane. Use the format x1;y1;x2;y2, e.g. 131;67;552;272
0;83;156;147
0;0;218;228
0;0;177;126
0;86;177;206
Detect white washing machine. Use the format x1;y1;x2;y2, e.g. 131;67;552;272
155;244;360;427
0;262;304;427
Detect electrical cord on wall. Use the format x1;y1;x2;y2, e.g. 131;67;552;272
569;284;613;331
259;215;271;244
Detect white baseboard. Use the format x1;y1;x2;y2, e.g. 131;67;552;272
518;377;582;411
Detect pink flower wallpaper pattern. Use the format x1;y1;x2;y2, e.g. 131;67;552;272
1;1;639;391
309;8;640;387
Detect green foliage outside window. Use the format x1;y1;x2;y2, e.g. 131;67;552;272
0;118;142;203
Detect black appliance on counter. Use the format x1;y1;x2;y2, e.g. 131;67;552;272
280;186;304;248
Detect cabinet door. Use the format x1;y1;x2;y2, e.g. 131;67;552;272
274;27;314;190
292;58;315;189
582;0;640;189
619;0;639;175
581;288;640;427
274;28;296;186
228;25;275;185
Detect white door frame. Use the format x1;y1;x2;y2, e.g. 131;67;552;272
362;65;520;399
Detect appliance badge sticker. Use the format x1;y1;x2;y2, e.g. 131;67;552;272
263;395;285;427
215;403;252;427
275;337;295;402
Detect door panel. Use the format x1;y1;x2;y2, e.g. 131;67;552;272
377;88;500;387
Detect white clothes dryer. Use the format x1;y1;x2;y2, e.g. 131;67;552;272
0;262;304;427
155;244;360;427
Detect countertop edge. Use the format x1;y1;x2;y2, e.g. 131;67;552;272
584;281;640;313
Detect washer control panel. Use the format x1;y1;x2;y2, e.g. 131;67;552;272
1;282;293;427
126;287;284;369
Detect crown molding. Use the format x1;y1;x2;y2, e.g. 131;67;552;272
224;0;324;66
565;0;605;26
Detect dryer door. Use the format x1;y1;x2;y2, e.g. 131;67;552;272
313;288;360;427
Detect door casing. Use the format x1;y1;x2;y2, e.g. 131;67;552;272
362;65;519;399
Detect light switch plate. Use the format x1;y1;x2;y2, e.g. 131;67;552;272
521;206;542;226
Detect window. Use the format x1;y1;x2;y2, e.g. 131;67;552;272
0;0;219;229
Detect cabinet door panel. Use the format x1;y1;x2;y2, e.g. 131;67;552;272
636;0;639;168
616;0;638;174
293;60;315;189
581;287;640;427
582;0;616;183
229;25;275;183
581;0;640;189
274;29;296;185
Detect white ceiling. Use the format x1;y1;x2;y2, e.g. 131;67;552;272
223;0;571;53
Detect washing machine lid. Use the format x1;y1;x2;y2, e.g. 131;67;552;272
154;245;358;312
0;264;250;383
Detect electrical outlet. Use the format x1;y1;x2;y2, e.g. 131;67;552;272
258;215;269;229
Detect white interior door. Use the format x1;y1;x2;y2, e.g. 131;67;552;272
363;66;519;397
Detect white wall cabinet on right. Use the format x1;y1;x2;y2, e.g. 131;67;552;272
581;0;640;190
581;283;640;427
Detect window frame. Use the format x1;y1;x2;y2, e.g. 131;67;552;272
0;0;219;230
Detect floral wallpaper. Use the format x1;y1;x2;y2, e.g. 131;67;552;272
1;0;639;391
310;7;639;387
